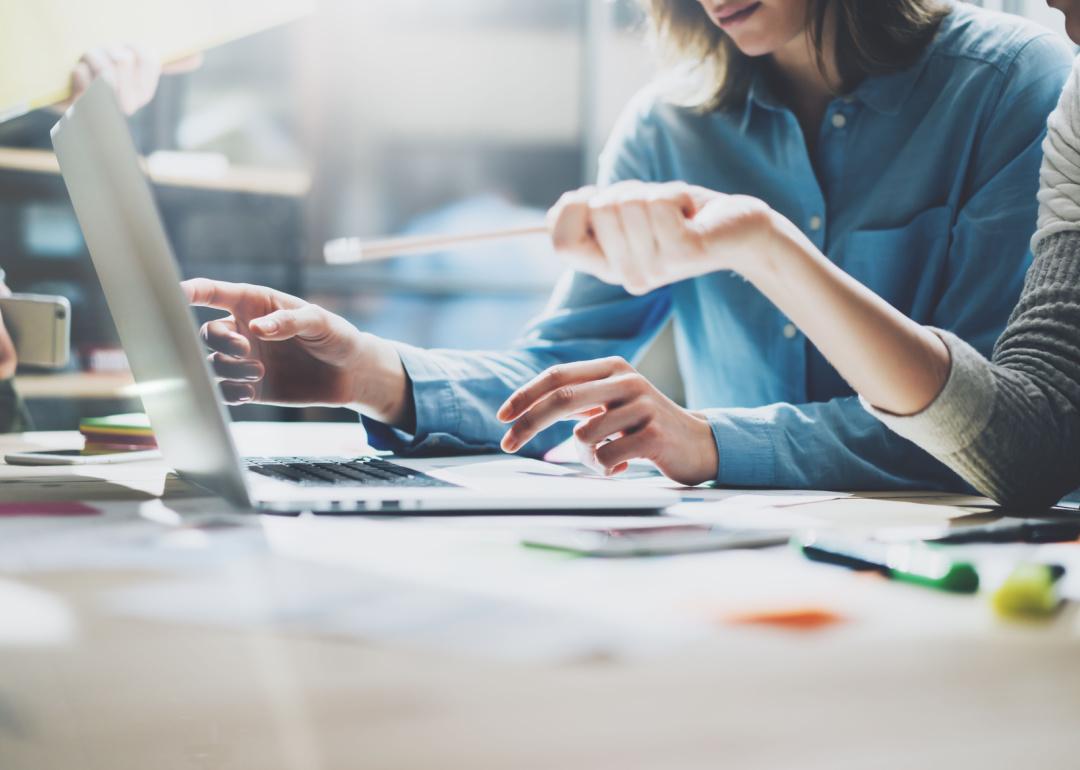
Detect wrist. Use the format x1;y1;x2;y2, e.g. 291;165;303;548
736;208;816;289
686;410;720;485
348;334;412;427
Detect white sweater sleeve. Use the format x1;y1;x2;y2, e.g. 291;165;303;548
1034;55;1080;248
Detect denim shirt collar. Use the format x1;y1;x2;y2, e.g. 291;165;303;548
739;30;937;130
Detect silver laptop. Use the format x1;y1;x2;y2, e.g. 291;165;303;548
50;80;678;515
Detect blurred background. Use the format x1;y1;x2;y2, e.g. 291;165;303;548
0;0;1067;428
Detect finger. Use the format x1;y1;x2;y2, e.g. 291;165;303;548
69;61;93;101
576;434;630;476
183;278;277;313
501;374;645;454
685;184;717;213
249;306;327;342
549;188;611;280
202;318;250;357
81;49;114;86
649;195;698;265
219;381;256;404
589;192;636;285
209;352;264;382
594;428;659;475
573;402;649;447
107;45;136;71
574;434;605;474
107;45;138;113
649;183;697;216
547;185;596;230
497;356;634;422
127;45;162;115
616;197;660;291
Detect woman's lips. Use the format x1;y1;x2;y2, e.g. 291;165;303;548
713;1;762;27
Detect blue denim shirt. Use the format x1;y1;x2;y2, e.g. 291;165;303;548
365;4;1072;491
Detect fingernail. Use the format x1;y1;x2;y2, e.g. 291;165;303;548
254;320;277;334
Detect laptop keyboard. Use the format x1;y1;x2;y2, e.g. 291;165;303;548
245;456;457;488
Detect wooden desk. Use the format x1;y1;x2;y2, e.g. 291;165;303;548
1;423;1079;770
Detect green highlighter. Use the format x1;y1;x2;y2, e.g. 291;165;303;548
796;534;980;594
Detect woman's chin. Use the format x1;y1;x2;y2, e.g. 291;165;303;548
727;37;784;58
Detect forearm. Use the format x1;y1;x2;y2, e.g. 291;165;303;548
739;213;951;416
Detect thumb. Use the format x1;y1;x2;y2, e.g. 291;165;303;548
249;306;326;342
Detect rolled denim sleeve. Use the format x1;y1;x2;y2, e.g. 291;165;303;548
705;399;965;491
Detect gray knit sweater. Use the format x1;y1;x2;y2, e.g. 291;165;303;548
868;59;1080;509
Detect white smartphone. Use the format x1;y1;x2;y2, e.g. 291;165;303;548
4;447;161;466
0;293;72;369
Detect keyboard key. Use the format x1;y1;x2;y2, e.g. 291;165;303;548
246;457;455;488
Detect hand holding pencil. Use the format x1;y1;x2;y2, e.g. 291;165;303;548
323;181;768;296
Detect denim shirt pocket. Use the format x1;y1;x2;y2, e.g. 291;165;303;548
841;205;953;319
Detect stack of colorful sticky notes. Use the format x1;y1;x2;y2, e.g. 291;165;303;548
79;413;157;452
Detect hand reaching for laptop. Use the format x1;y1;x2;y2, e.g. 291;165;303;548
182;278;411;425
497;356;718;486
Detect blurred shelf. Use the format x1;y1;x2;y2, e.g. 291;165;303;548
15;371;135;400
0;147;310;198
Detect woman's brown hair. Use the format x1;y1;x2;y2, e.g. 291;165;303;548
642;0;950;111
